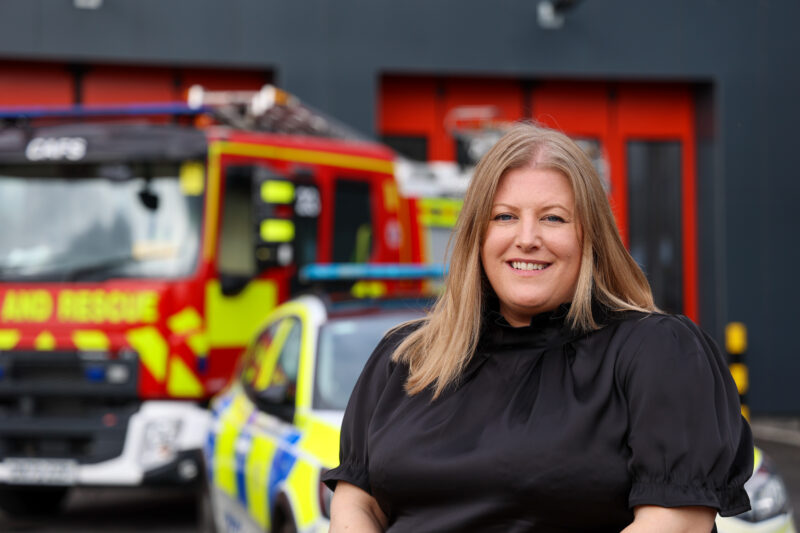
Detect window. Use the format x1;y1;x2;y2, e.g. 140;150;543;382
314;311;424;410
381;135;428;162
241;323;278;391
332;179;372;263
627;141;683;314
293;179;320;269
241;317;302;410
218;166;255;277
268;318;302;406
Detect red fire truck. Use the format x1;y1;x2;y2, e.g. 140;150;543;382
0;87;423;515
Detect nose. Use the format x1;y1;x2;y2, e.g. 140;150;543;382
515;216;542;251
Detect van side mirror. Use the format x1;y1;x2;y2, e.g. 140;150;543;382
219;273;251;296
258;382;289;403
254;383;295;422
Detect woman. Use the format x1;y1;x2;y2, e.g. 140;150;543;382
322;123;752;532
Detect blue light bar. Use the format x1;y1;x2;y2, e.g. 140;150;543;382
0;102;210;120
300;263;447;282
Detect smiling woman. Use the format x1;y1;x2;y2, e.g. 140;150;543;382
323;123;752;533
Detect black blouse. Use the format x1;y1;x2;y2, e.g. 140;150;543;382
322;306;752;532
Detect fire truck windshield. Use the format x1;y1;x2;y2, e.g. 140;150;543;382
0;161;204;282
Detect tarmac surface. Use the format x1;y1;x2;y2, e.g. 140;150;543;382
0;485;198;532
0;416;797;532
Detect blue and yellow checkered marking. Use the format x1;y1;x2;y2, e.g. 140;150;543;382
210;401;342;530
235;431;253;507
206;297;339;530
204;431;216;485
268;430;302;508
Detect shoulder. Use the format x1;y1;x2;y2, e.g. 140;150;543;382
615;312;709;353
608;312;726;387
610;311;697;344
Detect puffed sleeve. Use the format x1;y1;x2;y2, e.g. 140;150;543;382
321;322;417;493
617;314;752;516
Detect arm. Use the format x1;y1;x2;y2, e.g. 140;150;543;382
329;481;388;533
621;505;716;533
619;316;753;518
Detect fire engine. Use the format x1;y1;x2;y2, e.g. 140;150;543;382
0;86;424;515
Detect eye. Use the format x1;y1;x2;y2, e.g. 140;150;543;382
492;213;515;222
542;214;567;223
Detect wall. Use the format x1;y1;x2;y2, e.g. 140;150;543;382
0;0;797;413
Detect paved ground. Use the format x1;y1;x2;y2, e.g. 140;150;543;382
0;486;198;533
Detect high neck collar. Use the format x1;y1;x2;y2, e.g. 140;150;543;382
480;302;573;351
486;302;571;329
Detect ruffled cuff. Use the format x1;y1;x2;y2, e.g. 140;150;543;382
321;462;371;494
629;480;751;517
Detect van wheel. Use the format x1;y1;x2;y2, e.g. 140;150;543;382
271;495;297;533
0;486;69;517
196;480;217;533
274;514;298;533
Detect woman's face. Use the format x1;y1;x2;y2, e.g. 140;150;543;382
481;166;583;327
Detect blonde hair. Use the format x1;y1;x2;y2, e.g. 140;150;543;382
393;122;657;398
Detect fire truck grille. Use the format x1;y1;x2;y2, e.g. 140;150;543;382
0;350;139;464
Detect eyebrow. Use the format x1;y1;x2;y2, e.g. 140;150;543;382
491;202;571;212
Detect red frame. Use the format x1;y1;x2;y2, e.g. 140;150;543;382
379;77;699;322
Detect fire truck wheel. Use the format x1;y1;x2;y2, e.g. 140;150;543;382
271;494;297;533
0;486;69;517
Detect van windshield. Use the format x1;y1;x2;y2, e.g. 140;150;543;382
313;310;423;411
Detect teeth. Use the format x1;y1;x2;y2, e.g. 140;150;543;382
511;261;547;271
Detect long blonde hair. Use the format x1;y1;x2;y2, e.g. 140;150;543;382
393;123;657;398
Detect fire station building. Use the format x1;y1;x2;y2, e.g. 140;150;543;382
0;1;798;414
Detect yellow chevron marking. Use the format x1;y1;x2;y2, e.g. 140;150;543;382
168;307;203;335
0;329;21;349
126;326;168;382
167;356;204;398
187;333;209;357
34;331;56;351
72;330;110;351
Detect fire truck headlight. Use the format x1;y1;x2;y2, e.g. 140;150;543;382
139;419;181;470
106;363;130;384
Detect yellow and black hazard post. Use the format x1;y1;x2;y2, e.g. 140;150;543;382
725;322;749;421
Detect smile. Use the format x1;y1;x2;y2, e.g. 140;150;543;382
510;261;550;271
